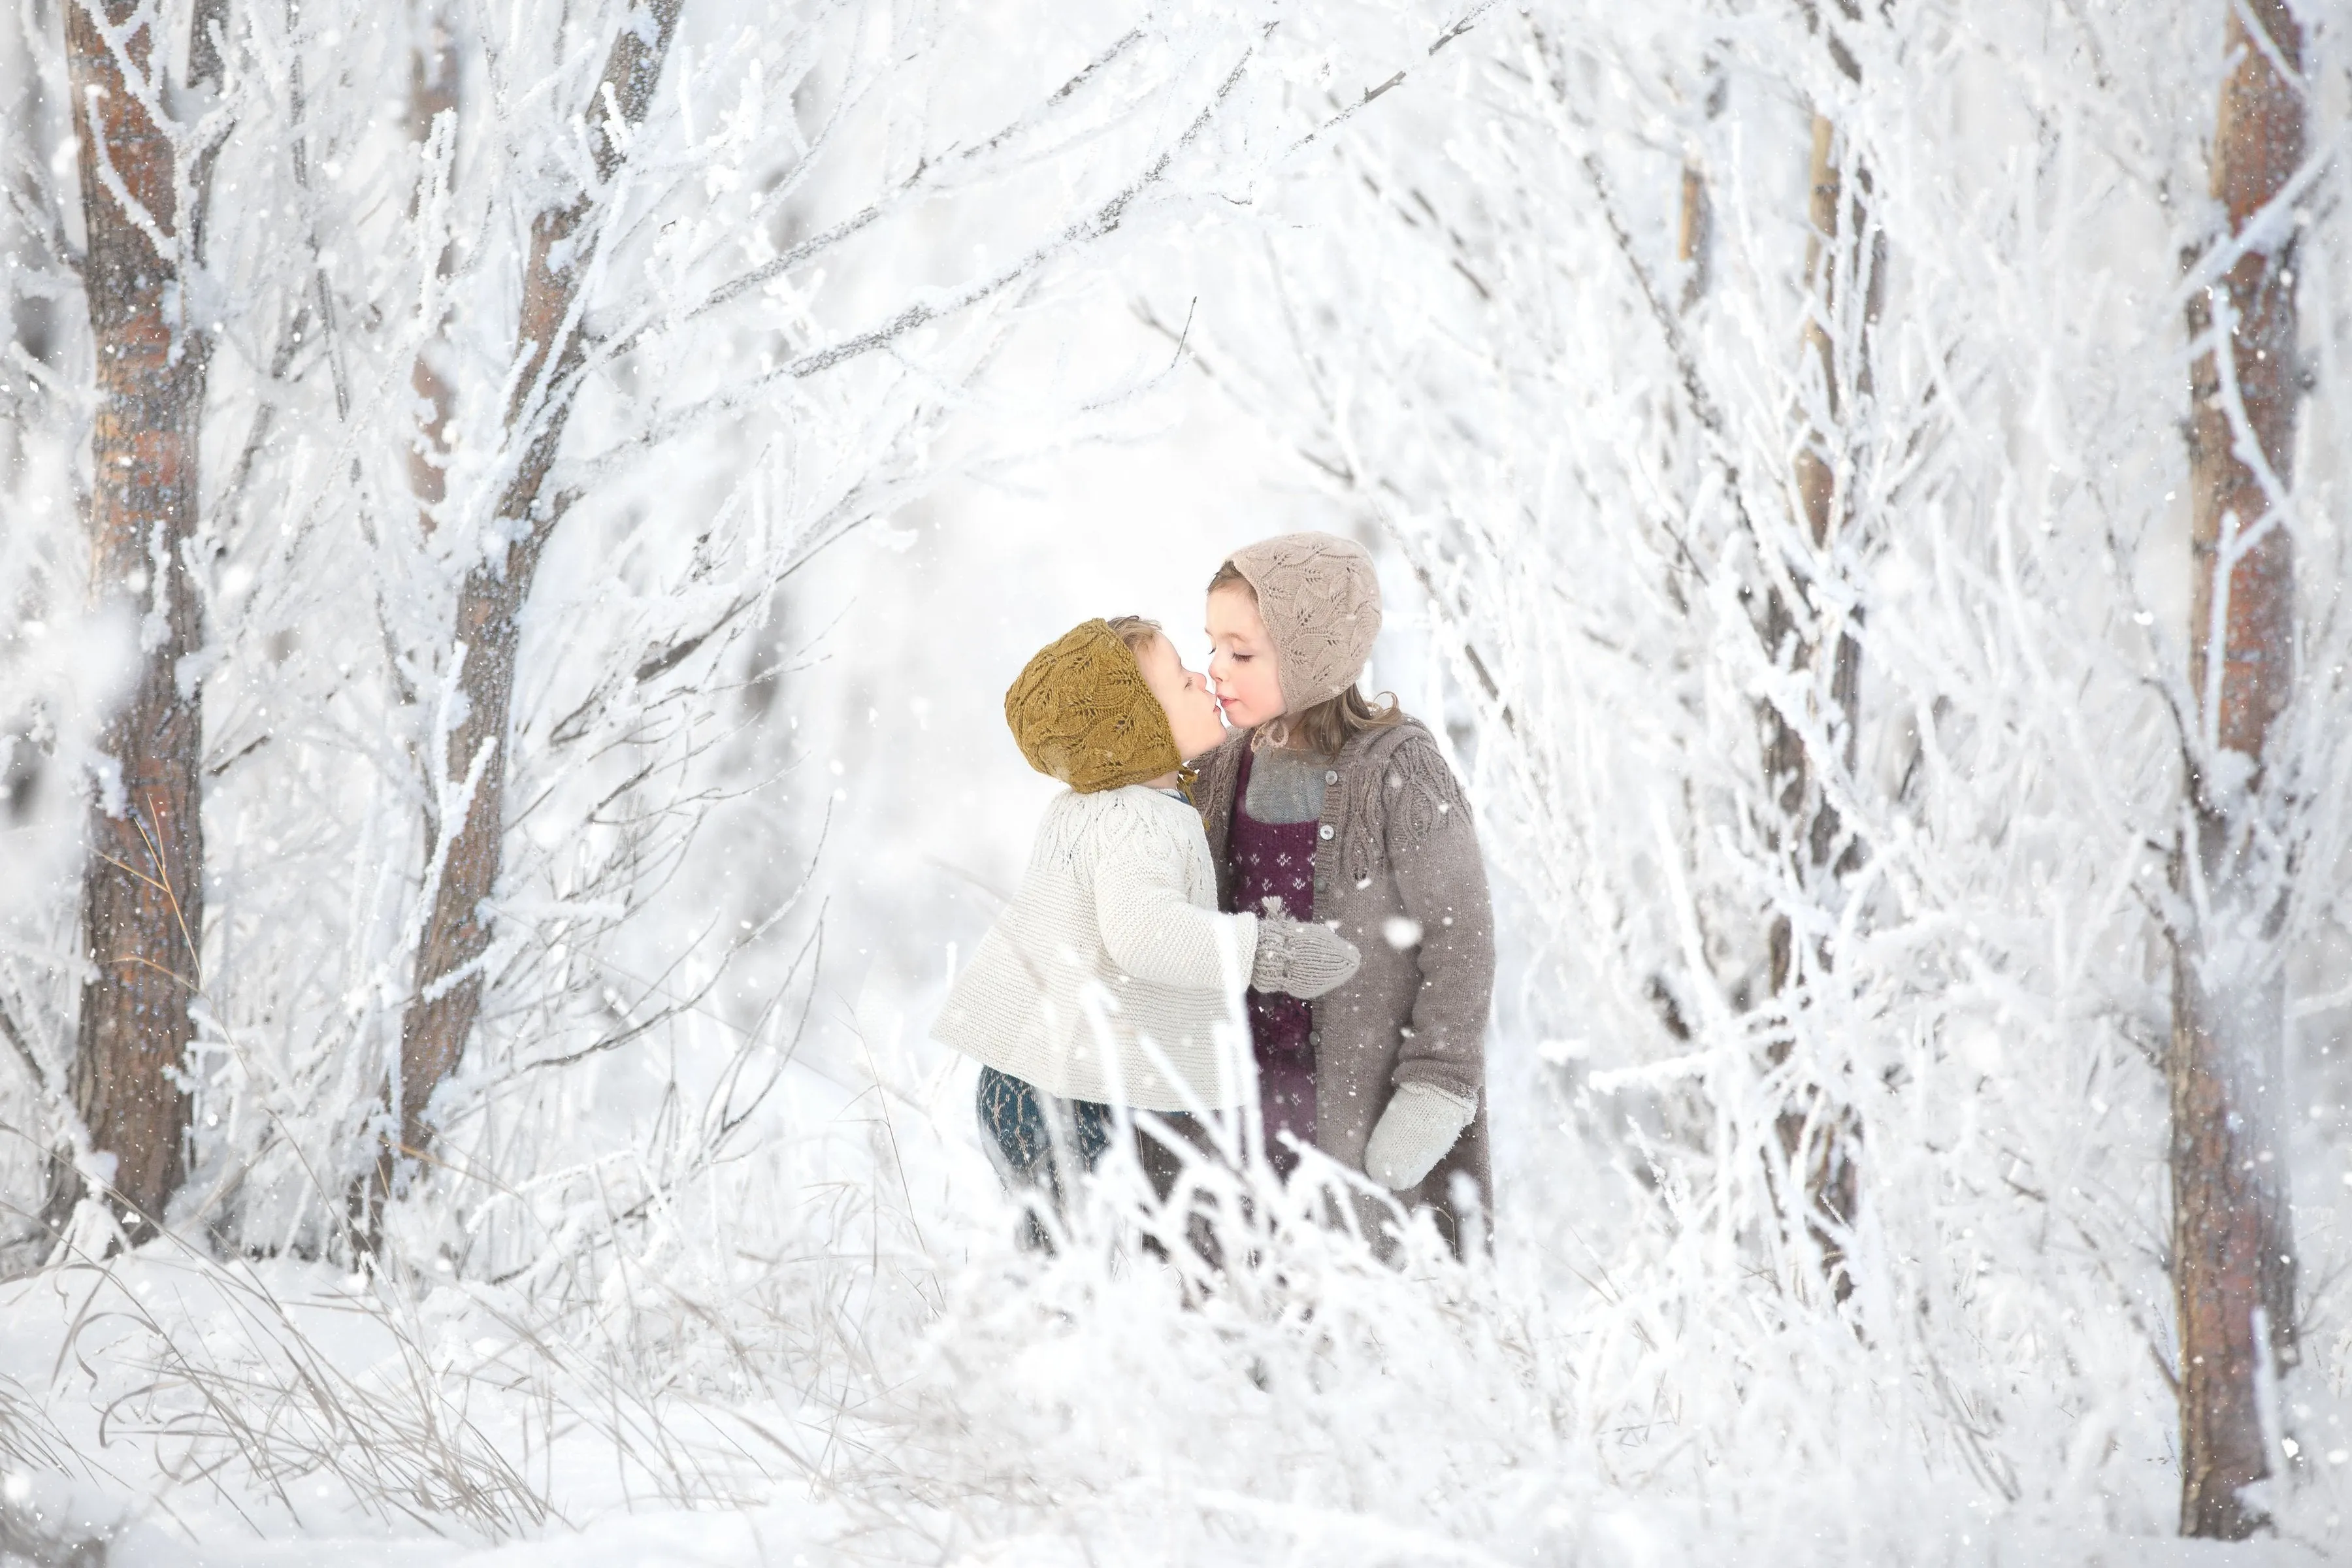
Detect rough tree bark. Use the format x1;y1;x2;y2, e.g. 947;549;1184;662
42;0;217;1243
1674;163;1708;310
1760;103;1880;1299
1673;61;1722;315
375;0;683;1209
404;2;458;527
2170;0;2303;1540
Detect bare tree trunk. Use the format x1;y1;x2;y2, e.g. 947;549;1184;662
1761;107;1880;1299
2172;0;2303;1539
1673;61;1722;314
43;0;215;1242
376;0;682;1209
1674;164;1709;313
405;2;458;526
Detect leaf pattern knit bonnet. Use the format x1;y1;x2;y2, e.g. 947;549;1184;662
1004;619;1183;793
1226;531;1382;713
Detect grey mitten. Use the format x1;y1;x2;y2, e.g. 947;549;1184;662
1362;1082;1478;1191
1250;916;1361;999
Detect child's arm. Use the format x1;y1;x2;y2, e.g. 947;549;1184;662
1381;738;1494;1102
1090;798;1360;996
1090;802;1259;990
1364;738;1493;1188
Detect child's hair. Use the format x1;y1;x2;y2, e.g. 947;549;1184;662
1105;615;1164;657
1207;562;1400;757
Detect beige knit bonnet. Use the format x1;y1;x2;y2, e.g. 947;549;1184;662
1224;531;1382;713
1004;619;1183;793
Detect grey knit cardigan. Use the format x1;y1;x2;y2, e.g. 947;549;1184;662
1196;715;1495;1254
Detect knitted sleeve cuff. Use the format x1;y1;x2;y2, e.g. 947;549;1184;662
1230;909;1260;988
1394;1079;1477;1118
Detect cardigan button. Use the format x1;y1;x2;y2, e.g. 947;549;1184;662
1318;824;1333;840
1324;770;1339;785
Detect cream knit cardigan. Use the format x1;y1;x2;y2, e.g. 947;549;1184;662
934;785;1258;1111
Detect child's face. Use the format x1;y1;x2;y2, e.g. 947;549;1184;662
1205;585;1283;730
1134;633;1228;762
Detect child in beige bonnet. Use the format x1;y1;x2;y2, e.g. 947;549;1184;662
1160;532;1496;1256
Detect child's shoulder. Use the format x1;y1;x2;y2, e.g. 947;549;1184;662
1342;715;1471;840
1034;785;1204;862
1343;713;1448;776
1354;711;1437;759
1043;781;1194;818
1088;783;1207;837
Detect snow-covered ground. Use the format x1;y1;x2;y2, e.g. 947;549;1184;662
10;393;2350;1558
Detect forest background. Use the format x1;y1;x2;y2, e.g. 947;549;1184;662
1;0;2350;1562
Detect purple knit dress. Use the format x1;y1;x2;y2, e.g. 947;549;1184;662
1230;745;1318;1178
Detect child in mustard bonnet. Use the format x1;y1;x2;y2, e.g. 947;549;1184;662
933;615;1359;1241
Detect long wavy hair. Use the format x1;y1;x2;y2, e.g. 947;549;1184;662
1207;560;1401;757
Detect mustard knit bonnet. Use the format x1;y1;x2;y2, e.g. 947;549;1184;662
1225;531;1382;713
1005;619;1183;793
